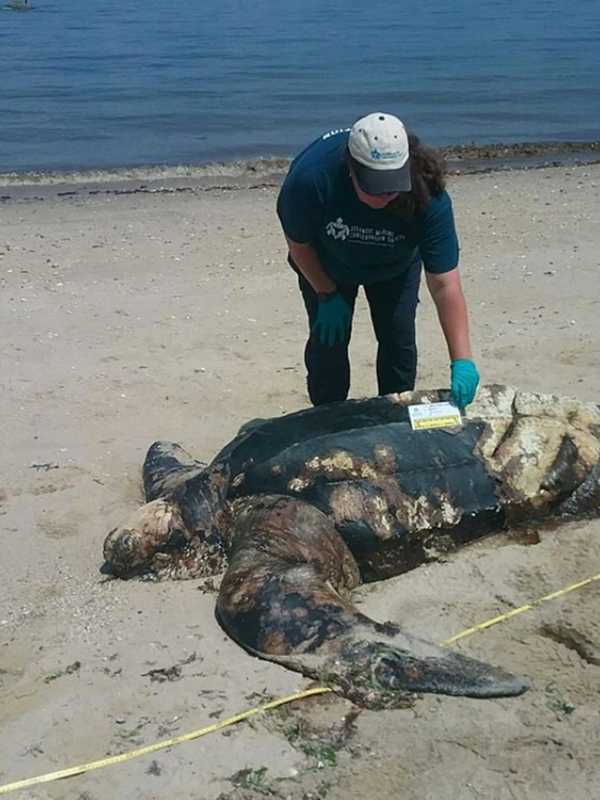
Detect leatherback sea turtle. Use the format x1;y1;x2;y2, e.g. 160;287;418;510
103;385;600;708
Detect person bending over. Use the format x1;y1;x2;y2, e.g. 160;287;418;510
277;111;479;409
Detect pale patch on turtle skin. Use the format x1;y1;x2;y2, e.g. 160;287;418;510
476;417;514;463
287;450;379;494
470;384;517;419
438;492;464;527
305;452;378;482
148;537;227;582
396;494;435;531
514;391;600;426
231;472;246;489
493;417;567;505
288;476;312;493
389;389;443;406
373;444;397;474
326;484;395;540
470;386;600;510
394;489;463;533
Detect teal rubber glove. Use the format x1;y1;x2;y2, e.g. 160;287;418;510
312;292;352;347
450;359;480;409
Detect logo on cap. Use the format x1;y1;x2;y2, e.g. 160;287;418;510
348;112;409;170
370;147;404;161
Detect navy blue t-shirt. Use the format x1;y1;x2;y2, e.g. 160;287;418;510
277;129;459;285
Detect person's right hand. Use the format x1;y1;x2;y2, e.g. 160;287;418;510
312;292;352;347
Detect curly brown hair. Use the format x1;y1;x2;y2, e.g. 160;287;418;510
386;133;447;217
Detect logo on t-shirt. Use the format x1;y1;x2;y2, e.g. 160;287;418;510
325;217;350;240
325;217;405;246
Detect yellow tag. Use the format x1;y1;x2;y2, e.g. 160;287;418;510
408;401;462;431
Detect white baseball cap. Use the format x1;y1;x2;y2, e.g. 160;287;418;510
348;112;411;194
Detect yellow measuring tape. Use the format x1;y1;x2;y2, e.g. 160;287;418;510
0;687;332;795
441;572;600;645
1;571;598;796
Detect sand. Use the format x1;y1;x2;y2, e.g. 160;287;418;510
1;162;599;799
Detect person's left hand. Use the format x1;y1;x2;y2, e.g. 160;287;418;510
450;359;480;409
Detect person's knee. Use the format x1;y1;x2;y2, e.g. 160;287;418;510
307;366;350;405
309;388;348;406
306;346;350;405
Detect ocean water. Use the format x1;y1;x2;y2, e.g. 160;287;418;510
0;0;599;174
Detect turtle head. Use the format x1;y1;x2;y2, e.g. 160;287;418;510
103;463;230;579
102;498;190;578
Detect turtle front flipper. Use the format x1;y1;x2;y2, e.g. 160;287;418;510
308;634;528;707
217;494;528;708
143;441;206;501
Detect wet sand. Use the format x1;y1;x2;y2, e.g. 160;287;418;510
0;160;599;799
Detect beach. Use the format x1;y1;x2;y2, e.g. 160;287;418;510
1;161;599;799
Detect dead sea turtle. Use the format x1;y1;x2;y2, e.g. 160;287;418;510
103;385;600;708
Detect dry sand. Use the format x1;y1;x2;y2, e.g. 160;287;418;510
1;162;599;799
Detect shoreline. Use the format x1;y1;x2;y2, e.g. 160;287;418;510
1;139;599;200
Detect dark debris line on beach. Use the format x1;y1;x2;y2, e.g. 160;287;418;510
1;141;599;203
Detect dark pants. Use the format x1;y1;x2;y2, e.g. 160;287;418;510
298;260;422;406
